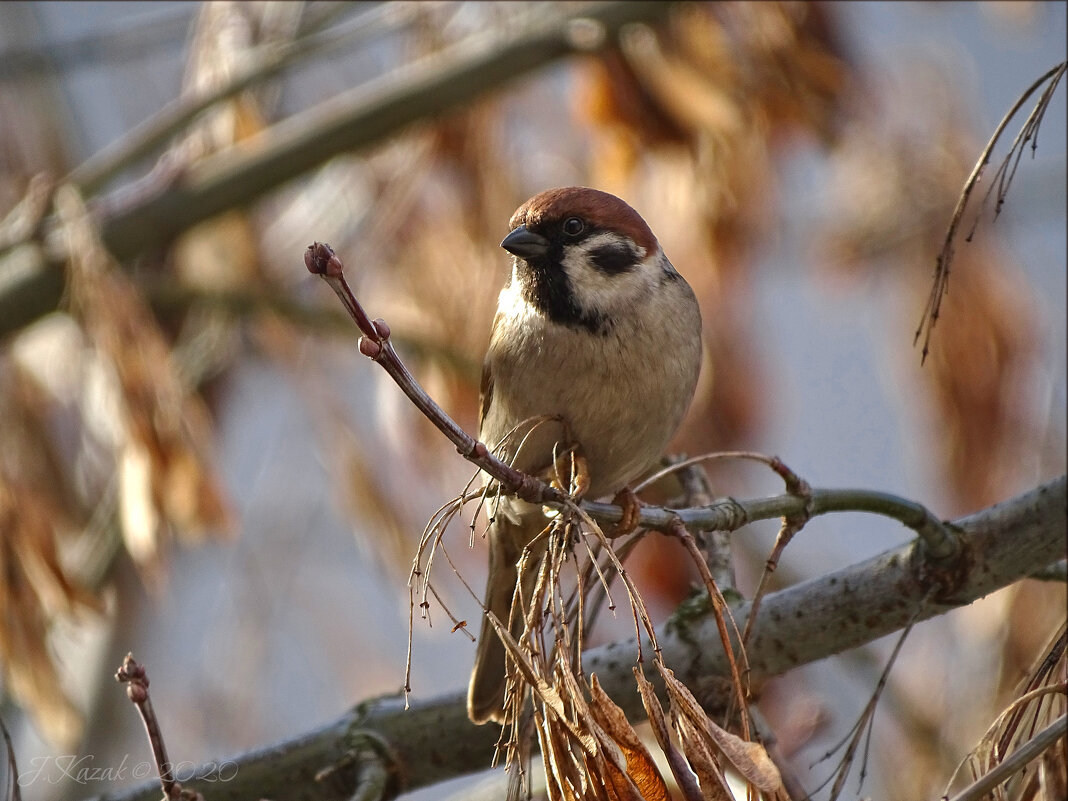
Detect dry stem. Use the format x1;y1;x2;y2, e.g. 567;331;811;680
915;61;1066;363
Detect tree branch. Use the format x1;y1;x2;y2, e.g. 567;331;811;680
0;1;675;339
65;2;363;195
87;475;1066;801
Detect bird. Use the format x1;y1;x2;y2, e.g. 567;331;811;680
467;186;703;725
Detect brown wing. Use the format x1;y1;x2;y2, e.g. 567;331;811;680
478;358;494;433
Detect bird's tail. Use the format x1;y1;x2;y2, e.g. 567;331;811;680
467;511;544;725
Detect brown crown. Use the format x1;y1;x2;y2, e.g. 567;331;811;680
508;187;658;255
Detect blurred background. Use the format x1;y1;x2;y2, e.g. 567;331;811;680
0;2;1064;800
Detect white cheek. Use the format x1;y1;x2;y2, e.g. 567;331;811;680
561;237;656;314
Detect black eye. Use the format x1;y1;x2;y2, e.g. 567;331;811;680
562;217;585;237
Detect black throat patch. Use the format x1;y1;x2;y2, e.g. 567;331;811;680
514;258;612;336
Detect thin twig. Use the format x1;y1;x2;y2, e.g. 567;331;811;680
583;485;960;560
742;515;807;648
741;457;814;647
634;450;794;493
944;714;1067;801
305;242;565;509
666;516;751;739
811;612;922;800
114;654;195;801
0;714;20;801
915;61;1067;364
672;460;737;591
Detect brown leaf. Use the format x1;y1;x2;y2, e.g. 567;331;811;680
670;707;734;801
538;704;582;801
620;24;745;141
589;674;669;801
657;661;785;795
0;477;97;747
482;610;595;753
555;664;621;801
1040;733;1067;801
634;666;707;801
57;186;234;581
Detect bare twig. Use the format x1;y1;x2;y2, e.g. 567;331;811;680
636;451;962;558
666;516;751;739
944;714;1067;801
915;61;1067;364
634;450;800;494
812;608;923;800
115;654;200;801
740;457;814;648
305;242;565;509
672;459;738;591
1;714;21;801
582;486;961;562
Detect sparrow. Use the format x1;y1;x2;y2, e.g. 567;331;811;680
467;187;703;725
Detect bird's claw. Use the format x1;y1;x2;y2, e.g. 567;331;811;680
608;486;642;537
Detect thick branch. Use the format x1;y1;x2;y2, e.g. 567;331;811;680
88;476;1066;801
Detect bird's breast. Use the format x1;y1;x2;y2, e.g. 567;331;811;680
481;296;700;498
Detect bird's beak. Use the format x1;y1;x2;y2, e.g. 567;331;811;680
501;225;550;259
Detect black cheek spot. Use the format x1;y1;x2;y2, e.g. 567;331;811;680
589;243;638;274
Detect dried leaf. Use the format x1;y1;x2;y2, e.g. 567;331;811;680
620;24;745;141
589;674;671;801
658;661;784;795
57;186;234;580
634;666;707;801
1040;735;1067;801
538;702;582;801
553;665;611;801
671;706;734;801
0;478;96;747
482;610;595;754
554;669;639;801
